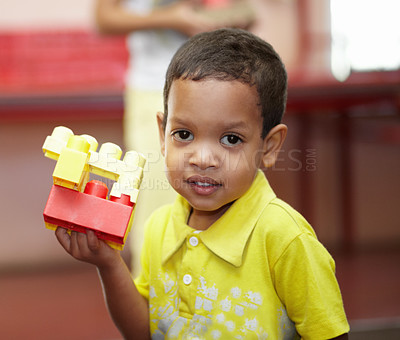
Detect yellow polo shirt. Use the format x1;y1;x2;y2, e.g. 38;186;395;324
135;171;349;339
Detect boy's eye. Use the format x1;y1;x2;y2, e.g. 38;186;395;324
172;130;193;141
221;134;242;146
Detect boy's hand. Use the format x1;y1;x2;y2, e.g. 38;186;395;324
55;227;120;269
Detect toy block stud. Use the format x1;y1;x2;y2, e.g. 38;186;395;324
123;150;147;169
81;134;99;153
123;151;146;181
43;126;74;160
110;194;134;207
84;180;108;198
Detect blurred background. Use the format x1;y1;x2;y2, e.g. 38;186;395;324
0;0;399;339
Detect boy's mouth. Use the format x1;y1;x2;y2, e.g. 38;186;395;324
186;176;222;195
194;182;214;187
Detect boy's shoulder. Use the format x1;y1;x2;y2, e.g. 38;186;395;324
261;197;316;237
254;196;319;262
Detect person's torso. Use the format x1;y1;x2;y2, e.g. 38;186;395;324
124;0;187;90
144;203;299;340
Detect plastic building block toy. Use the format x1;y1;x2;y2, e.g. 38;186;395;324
42;126;146;250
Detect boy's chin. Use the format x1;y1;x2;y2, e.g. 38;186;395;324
189;200;234;215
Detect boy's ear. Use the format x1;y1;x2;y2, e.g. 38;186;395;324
156;111;166;157
261;124;287;168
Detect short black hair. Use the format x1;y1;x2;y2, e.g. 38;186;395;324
163;28;287;139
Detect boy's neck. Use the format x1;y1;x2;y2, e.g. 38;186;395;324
187;202;234;230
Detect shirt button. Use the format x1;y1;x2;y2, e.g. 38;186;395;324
189;236;199;247
183;274;192;285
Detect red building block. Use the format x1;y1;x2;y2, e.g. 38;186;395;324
44;181;134;247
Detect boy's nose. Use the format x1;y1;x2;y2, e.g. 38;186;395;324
189;144;219;170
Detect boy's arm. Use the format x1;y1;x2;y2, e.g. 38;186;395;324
97;252;150;339
55;228;150;339
330;334;349;340
95;0;223;37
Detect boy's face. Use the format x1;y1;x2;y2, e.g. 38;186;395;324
158;79;268;224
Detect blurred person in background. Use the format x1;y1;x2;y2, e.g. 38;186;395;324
95;0;254;276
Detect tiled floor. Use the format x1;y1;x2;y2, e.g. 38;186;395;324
1;247;399;339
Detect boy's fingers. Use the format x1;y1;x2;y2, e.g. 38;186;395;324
73;231;101;257
76;231;95;255
86;229;100;252
70;230;82;256
55;227;71;253
77;231;91;253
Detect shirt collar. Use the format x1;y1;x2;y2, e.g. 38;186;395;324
162;170;276;267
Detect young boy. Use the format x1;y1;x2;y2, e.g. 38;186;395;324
55;28;350;339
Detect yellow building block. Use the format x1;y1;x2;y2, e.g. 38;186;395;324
43;126;146;202
53;135;90;190
88;142;123;181
110;173;141;204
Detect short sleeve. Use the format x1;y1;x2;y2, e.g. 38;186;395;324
273;233;349;339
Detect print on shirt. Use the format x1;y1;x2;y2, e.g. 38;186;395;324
147;270;297;339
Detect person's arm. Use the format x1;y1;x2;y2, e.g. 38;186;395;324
55;228;150;339
95;0;224;37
